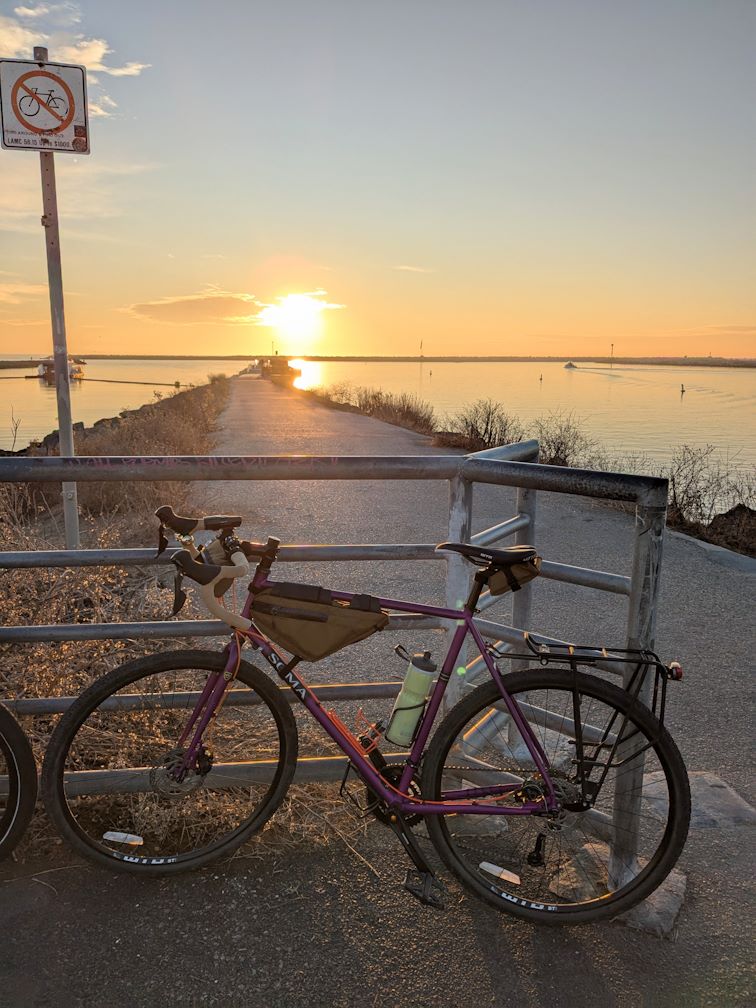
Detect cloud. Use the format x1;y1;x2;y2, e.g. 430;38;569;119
1;5;149;120
13;4;81;24
88;93;117;117
53;37;150;77
707;325;756;334
124;288;345;327
0;14;37;54
125;288;263;325
393;264;434;273
0;278;47;305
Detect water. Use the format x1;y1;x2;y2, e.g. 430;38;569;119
0;358;244;451
290;359;756;473
2;357;754;477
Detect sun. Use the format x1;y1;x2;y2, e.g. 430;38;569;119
256;292;341;352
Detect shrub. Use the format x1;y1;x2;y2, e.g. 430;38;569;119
662;444;755;526
313;384;436;434
532;410;598;467
440;399;525;451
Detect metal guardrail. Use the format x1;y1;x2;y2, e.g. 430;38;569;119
0;443;668;802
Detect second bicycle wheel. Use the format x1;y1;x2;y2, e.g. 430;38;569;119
0;702;38;861
42;649;298;874
422;668;690;924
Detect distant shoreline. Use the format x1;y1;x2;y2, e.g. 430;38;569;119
1;354;754;368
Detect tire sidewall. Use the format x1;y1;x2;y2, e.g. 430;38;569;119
0;703;38;859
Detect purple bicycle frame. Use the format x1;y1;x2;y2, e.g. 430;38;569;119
176;576;560;818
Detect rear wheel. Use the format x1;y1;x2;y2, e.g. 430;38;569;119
0;702;38;860
42;650;298;874
422;669;690;924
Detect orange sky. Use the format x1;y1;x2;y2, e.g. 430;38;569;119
1;3;754;359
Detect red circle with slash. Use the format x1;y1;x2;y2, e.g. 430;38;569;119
11;70;75;135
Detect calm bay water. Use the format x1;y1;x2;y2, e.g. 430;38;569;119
292;359;756;473
1;357;754;475
1;358;244;451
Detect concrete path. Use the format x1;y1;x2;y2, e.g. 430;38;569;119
2;376;754;1007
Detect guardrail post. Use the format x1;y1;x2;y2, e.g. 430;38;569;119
610;499;667;886
510;463;538;672
444;475;473;707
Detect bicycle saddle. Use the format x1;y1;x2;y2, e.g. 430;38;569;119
435;542;537;567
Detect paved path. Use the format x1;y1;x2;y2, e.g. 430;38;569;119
2;376;754;1007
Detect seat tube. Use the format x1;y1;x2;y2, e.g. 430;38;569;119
444;474;473;709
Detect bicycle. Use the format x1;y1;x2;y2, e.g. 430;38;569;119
18;88;68;119
0;702;38;861
42;505;690;925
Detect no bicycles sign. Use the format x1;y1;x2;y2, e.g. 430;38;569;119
0;58;89;153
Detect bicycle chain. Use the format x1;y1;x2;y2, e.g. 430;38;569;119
443;764;536;775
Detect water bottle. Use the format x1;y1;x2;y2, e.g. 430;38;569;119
385;648;437;747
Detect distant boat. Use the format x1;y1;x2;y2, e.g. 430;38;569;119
564;361;577;370
37;357;85;381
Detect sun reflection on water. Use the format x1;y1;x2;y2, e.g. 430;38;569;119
289;359;321;390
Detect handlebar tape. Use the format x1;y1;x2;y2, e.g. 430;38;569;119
171;548;252;631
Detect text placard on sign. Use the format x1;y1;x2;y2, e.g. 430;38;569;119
0;58;89;153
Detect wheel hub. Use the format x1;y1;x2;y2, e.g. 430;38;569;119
149;749;207;798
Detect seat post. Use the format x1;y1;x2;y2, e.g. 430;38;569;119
463;570;488;613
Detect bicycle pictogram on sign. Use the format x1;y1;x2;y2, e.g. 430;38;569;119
11;70;75;134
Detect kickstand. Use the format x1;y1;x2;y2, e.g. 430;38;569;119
386;814;446;910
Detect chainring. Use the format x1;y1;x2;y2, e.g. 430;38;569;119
367;765;424;826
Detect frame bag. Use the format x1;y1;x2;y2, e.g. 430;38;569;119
251;582;389;662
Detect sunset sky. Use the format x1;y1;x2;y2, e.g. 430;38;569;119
0;1;754;358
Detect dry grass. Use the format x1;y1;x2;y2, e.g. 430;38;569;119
19;374;232;517
306;383;436;434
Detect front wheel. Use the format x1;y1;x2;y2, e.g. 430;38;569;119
0;702;38;860
422;669;690;924
42;649;298;874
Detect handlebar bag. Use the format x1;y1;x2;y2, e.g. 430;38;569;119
251;582;389;661
487;557;542;596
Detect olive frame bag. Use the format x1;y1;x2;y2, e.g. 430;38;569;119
251;582;389;662
487;557;542;596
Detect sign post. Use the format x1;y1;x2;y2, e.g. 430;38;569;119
0;46;90;549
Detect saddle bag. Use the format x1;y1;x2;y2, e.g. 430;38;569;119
251;582;389;662
487;556;542;596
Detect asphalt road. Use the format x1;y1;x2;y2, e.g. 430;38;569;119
2;376;754;1007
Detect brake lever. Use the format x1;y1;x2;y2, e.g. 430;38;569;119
156;523;168;558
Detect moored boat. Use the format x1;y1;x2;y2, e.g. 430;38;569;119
37;357;86;381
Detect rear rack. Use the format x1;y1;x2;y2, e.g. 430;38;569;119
486;632;681;727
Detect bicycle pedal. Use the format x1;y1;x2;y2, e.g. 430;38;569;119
403;869;447;910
